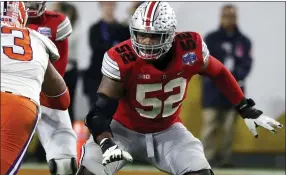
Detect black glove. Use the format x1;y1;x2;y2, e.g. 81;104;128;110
235;98;263;119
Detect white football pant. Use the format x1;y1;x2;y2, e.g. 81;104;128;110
37;106;77;161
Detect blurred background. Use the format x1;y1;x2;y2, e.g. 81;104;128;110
21;1;285;175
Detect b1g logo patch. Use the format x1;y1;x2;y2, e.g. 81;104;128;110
138;74;151;80
182;52;197;65
38;27;51;37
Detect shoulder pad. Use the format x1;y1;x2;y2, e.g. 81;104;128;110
101;40;137;81
174;31;199;51
55;15;72;41
175;32;209;64
30;29;59;61
113;41;137;63
190;32;210;64
102;51;121;81
44;10;72;41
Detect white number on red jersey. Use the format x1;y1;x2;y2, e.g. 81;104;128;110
135;77;187;119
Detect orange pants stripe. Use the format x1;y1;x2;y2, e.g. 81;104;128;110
1;92;38;175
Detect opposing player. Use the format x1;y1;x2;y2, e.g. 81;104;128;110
78;2;283;175
1;1;70;174
25;2;77;174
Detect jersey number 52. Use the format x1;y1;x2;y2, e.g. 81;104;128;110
136;77;187;119
1;26;33;61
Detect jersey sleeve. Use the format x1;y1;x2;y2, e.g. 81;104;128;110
201;35;210;65
30;29;60;61
55;16;72;41
101;51;121;81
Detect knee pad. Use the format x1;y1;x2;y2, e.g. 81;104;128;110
49;158;77;175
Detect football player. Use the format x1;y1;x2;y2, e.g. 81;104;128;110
25;2;77;175
78;2;283;175
1;1;70;174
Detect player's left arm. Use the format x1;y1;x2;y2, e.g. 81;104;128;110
199;38;283;138
53;15;72;77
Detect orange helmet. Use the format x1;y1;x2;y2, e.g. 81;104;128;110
0;1;28;27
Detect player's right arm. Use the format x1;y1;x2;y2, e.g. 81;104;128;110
84;50;133;165
85;50;124;143
41;61;70;110
92;75;124;142
31;29;70;110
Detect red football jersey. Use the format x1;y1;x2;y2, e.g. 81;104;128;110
27;10;72;76
102;32;210;133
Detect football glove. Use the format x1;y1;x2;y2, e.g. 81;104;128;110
48;158;77;175
100;138;133;166
235;98;283;138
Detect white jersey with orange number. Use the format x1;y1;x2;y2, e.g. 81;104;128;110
1;24;59;106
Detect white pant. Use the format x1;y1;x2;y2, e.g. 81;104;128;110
80;120;211;175
36;106;77;162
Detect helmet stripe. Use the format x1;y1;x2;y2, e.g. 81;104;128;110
149;2;160;27
145;1;159;27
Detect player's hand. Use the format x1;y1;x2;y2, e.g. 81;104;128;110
235;98;283;138
100;138;133;166
244;114;283;137
48;158;77;175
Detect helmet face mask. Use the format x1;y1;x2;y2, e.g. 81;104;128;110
129;2;177;60
130;28;174;59
25;1;46;18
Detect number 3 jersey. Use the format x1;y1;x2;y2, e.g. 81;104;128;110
1;24;59;107
102;32;210;133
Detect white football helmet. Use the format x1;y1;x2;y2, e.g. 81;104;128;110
0;1;28;28
130;1;177;60
25;1;46;18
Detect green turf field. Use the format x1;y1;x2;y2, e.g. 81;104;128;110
19;163;285;175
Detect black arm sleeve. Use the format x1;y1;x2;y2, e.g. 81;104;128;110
84;93;118;143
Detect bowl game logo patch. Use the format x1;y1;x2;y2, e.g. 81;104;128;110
38;27;51;37
182;52;197;65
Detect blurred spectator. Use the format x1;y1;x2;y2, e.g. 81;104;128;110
53;2;79;123
122;1;144;26
83;2;130;105
200;4;253;167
